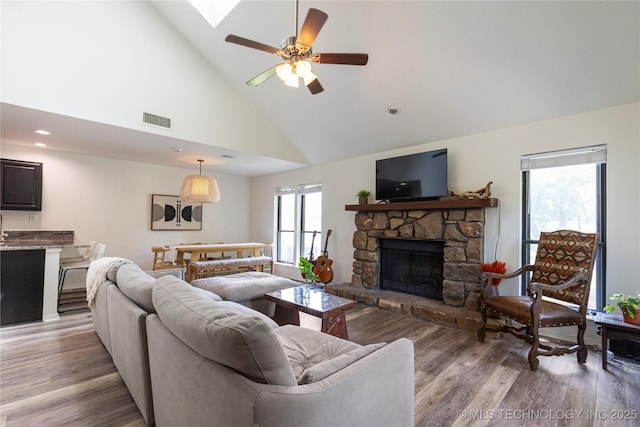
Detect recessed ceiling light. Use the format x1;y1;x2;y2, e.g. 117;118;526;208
34;142;47;147
34;129;51;135
387;105;399;115
171;147;183;152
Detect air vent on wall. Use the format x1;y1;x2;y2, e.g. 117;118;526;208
143;112;171;129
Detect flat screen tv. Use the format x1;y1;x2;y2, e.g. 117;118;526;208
376;149;447;202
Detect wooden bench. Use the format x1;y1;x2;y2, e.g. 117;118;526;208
174;242;271;268
187;256;273;282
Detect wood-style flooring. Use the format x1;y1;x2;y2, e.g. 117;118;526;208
1;305;639;426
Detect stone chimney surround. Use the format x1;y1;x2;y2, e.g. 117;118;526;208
344;199;498;311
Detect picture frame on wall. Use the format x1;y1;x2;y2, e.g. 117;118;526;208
151;194;202;230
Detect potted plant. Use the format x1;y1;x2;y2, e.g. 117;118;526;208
603;292;640;325
480;260;507;297
298;257;320;289
356;190;371;205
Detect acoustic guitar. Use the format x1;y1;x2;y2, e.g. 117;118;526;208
307;230;317;265
301;231;318;281
313;229;334;283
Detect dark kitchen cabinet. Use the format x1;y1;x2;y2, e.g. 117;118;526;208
0;249;45;326
1;158;43;211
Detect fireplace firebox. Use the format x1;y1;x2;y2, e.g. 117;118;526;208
379;238;444;301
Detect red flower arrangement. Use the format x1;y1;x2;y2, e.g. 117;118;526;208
480;260;507;286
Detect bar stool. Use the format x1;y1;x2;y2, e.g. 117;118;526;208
59;241;97;284
58;243;106;302
60;241;96;264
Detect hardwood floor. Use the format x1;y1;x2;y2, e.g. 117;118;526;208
0;313;145;427
1;306;638;426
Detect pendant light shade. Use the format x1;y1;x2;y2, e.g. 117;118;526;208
180;160;220;203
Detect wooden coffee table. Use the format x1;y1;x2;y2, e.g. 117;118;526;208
264;286;358;339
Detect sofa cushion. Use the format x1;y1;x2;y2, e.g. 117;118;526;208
106;264;120;282
147;267;185;281
116;264;157;313
299;343;386;384
116;265;214;313
274;325;386;384
190;286;224;302
153;275;297;386
191;272;298;302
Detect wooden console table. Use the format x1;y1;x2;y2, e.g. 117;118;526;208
595;312;640;370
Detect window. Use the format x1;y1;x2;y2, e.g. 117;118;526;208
275;184;322;265
521;145;606;312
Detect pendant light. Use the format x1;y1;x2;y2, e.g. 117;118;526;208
180;159;220;203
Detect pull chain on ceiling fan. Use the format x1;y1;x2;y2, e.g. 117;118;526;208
225;0;368;95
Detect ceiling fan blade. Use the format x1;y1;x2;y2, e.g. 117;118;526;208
312;53;369;66
307;78;324;95
246;66;278;87
225;34;279;55
296;8;328;47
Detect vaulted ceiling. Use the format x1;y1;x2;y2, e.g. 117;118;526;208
2;1;638;176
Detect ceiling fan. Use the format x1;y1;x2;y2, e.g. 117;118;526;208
225;0;368;95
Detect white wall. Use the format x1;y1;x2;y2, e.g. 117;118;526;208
0;0;305;164
251;103;640;301
1;144;251;271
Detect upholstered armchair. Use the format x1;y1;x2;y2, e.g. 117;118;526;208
478;230;599;371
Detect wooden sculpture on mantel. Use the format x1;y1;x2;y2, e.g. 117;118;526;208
448;181;493;199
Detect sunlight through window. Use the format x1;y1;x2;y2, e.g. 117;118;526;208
188;0;240;28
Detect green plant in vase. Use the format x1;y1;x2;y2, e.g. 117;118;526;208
356;190;371;205
603;292;640;325
298;257;320;289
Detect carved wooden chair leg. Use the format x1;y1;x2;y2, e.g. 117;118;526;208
577;324;588;364
477;308;488;342
528;323;540;371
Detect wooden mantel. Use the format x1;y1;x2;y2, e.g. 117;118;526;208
345;198;499;212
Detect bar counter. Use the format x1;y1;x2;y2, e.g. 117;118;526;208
0;230;86;326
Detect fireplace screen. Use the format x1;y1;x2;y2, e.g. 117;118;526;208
379;239;444;300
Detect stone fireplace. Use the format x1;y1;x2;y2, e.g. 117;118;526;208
349;199;497;311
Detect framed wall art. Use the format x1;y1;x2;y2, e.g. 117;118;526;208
151;194;202;230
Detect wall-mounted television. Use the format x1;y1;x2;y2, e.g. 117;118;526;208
376;149;447;202
1;158;43;211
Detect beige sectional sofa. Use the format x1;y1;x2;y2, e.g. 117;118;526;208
90;263;193;424
90;262;415;427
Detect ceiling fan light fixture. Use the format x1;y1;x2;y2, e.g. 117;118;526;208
284;69;299;87
295;60;318;86
302;70;318;86
225;1;368;95
296;60;312;75
276;62;293;82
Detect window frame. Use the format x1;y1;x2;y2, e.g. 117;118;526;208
275;188;296;264
274;183;322;265
520;146;607;313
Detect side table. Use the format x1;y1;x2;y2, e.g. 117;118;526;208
594;312;640;370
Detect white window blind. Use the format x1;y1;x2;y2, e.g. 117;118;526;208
521;144;607;171
298;183;322;195
275;186;295;196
